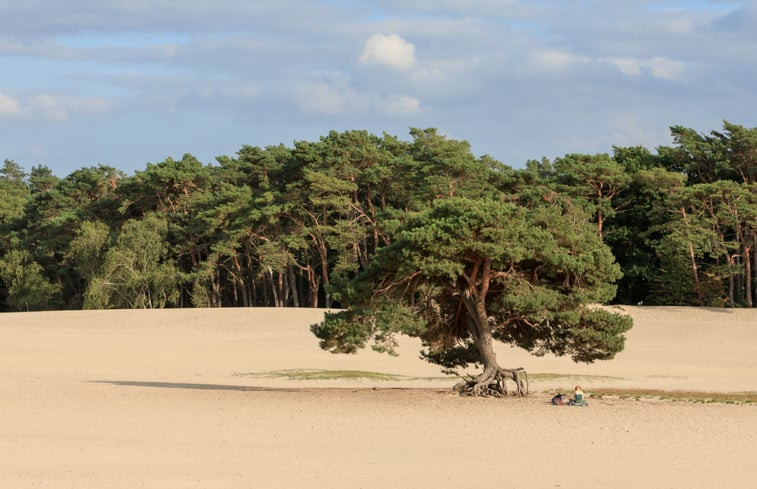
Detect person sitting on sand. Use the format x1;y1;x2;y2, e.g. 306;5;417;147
552;386;588;406
567;385;588;406
573;385;584;403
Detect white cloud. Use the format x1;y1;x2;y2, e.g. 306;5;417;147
604;56;686;81
667;17;695;34
292;75;419;118
516;49;589;77
410;56;481;85
524;52;687;82
0;92;23;117
563;114;672;155
0;0;754;175
383;95;420;116
0;92;112;121
291;73;375;116
607;57;643;76
646;57;686;81
28;94;68;121
359;33;416;71
190;82;260;103
294;81;348;115
532;49;584;70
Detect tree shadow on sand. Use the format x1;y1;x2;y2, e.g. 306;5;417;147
89;380;304;393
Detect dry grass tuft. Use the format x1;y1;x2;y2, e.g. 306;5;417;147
234;368;454;382
589;388;757;405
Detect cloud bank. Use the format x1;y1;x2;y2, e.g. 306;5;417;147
0;0;754;175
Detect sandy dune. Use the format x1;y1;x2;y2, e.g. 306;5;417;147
1;306;756;488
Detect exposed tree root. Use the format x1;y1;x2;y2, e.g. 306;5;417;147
454;367;529;397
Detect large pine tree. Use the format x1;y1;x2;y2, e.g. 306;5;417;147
312;197;632;397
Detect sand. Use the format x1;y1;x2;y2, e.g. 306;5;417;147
1;306;756;488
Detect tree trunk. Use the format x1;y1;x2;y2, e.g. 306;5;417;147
297;268;306;308
597;209;604;241
727;256;736;308
241;281;250;307
293;262;319;307
266;266;277;307
454;292;528;397
309;233;331;308
212;270;222;307
277;270;285;307
687;241;704;306
745;242;753;307
752;231;757;307
288;263;300;307
680;207;704;306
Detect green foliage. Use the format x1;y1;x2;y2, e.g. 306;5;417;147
314;301;426;356
605;165;686;304
85;214;179;308
65;220;111;281
1;122;755;312
314;196;632;370
0;159;30;223
647;250;722;306
0;249;61;310
553;153;632;239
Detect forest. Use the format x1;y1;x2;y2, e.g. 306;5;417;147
0;121;755;312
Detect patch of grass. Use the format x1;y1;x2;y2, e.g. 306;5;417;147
235;370;623;385
589;388;757;405
646;375;688;379
529;373;624;382
234;369;456;382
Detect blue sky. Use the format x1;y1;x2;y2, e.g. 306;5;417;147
1;0;755;176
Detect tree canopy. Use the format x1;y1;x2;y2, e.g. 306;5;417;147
313;196;632;396
1;121;755;313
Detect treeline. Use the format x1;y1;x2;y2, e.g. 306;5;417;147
0;123;755;311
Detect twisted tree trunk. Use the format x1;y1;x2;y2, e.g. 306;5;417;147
454;294;528;397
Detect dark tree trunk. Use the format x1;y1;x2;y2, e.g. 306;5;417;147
727;255;735;308
743;240;753;308
752;232;757;304
681;207;704;305
288;263;300;307
455;294;528;397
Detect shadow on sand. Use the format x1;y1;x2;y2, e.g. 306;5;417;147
89;380;303;393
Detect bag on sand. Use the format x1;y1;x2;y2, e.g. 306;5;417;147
568;399;589;407
552;393;589;406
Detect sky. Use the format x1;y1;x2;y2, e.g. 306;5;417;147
1;0;755;177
